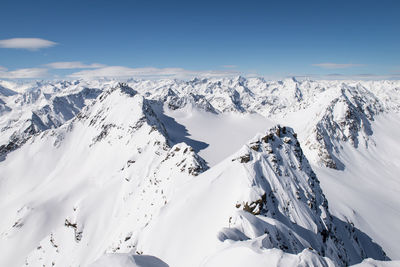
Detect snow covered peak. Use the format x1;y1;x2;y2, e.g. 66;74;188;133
0;84;18;97
98;82;138;100
0;78;399;266
0;84;102;161
0;81;208;266
137;125;387;266
79;82;168;143
304;83;384;169
231;125;328;230
165;143;208;176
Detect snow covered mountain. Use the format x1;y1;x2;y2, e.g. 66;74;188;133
0;80;110;161
0;83;206;266
0;78;399;266
137;125;387;267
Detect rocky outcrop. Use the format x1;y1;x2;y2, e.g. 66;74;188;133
306;84;384;169
223;125;388;266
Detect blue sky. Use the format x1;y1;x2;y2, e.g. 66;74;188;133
1;0;400;80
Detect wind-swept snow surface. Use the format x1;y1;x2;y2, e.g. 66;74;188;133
0;78;399;266
312;113;400;260
90;253;168;267
137;126;387;267
0;83;206;266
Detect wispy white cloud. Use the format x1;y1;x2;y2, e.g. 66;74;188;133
0;67;48;79
45;61;106;69
0;38;57;50
312;63;365;69
222;65;238;69
68;66;240;79
291;72;400;80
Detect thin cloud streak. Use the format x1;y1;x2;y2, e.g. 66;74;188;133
0;67;48;79
222;65;238;69
68;66;240;79
312;63;365;69
0;38;57;50
292;73;400;80
46;61;106;69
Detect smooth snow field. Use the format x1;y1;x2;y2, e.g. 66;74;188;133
161;105;275;166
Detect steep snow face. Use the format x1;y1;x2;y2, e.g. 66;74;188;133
313;112;400;260
1;78;399;266
137;126;387;267
0;83;207;267
303;84;384;169
0;81;108;161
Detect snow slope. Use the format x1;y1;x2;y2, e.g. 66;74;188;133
90;253;168;267
148;78;400;261
313;113;400;259
0;83;206;266
0;80;109;161
137;126;387;267
0;77;399;266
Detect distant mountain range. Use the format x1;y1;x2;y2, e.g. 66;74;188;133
0;78;399;267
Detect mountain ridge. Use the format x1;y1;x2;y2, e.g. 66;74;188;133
0;78;399;266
